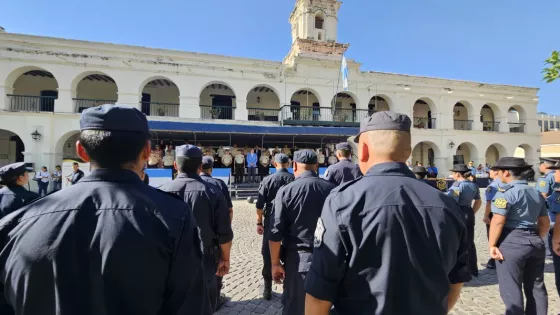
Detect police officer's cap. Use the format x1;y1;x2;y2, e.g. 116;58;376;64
0;162;30;185
490;157;532;170
335;142;352;151
354;111;411;142
176;145;203;159
539;157;558;165
201;156;214;169
412;166;428;175
293;149;318;164
449;164;470;172
80;104;149;134
275;153;290;164
548;161;560;170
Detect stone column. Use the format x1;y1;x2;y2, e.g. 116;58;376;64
179;96;200;119
117;92;141;110
498;116;510;133
54;88;74;113
0;85;14;111
236;99;248;121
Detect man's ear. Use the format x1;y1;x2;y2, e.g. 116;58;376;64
140;140;151;162
76;141;90;162
293;161;298;172
358;140;369;163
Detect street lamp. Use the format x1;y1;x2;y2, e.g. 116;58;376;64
448;141;455;149
31;129;42;141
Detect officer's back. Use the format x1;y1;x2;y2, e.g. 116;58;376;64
256;156;295;213
0;163;39;219
324;142;362;185
0;105;210;315
305;111;470;315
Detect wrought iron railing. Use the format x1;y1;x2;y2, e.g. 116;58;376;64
508;123;525;133
74;98;116;113
413;117;437;129
248;108;279;122
279;105;368;126
482;121;500;132
200;105;235;120
453;120;473;130
141;102;179;117
7;95;56;112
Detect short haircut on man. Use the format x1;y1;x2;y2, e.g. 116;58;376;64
176;157;203;174
79;130;149;169
366;130;411;160
73;162;79;167
336;149;351;158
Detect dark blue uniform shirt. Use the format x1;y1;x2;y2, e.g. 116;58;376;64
324;159;362;186
159;173;233;248
0;185;39;219
71;169;84;185
256;168;295;215
200;173;233;208
305;162;471;315
269;171;336;250
0;169;211;315
491;180;548;229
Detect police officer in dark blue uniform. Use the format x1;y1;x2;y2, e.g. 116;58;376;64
200;155;233;222
447;164;482;277
159;145;233;312
489;157;549;315
482;169;500;269
412;165;428;182
268;149;335;315
0;163;38;219
305;111;471;315
0;104;211;315
255;153;294;300
324;142;362;185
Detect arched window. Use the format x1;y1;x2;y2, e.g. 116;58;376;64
315;15;324;29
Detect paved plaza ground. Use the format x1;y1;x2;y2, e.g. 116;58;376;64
217;195;559;315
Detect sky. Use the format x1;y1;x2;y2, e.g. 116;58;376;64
1;0;558;113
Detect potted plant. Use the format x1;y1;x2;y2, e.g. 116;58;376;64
256;111;265;121
210;108;221;119
157;107;166;116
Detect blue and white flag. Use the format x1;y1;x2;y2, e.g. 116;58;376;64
341;54;349;91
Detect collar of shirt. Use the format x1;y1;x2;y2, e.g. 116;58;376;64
277;168;290;173
200;173;212;178
509;179;528;186
77;169;141;184
176;173;202;180
295;170;317;179
4;185;29;194
365;162;415;178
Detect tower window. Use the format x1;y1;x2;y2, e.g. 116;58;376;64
315;15;324;29
318;33;322;40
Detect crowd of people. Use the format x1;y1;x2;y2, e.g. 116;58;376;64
0;105;558;315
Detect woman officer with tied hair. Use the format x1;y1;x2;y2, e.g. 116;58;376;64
0;162;39;219
489;157;549;315
447;164;482;277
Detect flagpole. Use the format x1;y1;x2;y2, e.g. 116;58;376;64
334;53;346;113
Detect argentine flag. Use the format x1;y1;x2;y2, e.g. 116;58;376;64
341;54;349;91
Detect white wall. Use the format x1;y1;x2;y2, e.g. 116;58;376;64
247;90;280;110
13;74;58;95
485;145;499;165
76;79;118;100
142;85;179;104
368;99;390;111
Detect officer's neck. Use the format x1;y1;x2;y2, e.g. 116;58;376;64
200;170;212;176
90;163;143;179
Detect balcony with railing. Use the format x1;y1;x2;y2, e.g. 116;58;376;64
200;105;235;120
482;121;500;132
248;108;280;122
141;102;179;117
508;123;525;133
454;120;473;131
74;98;116;113
413;117;437;129
279;105;368;127
7;95;56;112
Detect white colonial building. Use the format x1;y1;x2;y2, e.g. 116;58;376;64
0;0;541;176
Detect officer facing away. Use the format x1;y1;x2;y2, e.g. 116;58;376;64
255;153;294;300
412;165;428;181
324;142;362;185
447;164;482;277
547;161;560;298
159;145;233;311
305;111;471;315
482;169;500;270
489;157;549;315
0;104;211;315
0;162;38;219
268;149;335;315
200;156;234;222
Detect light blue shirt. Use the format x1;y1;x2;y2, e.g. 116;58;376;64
246;153;257;168
491;180;548;229
447;180;481;206
485;179;501;202
537;171;560;223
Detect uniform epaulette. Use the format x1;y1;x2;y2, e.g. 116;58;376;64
497;184;512;192
452;181;461;187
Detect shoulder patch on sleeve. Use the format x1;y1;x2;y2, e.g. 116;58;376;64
494;198;508;209
452;181;460;187
555;195;560;204
452;189;460;197
539;180;547;188
314;218;326;248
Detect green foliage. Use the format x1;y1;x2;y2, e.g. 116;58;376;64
543;51;560;83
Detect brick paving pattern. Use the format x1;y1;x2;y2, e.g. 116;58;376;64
218;193;559;315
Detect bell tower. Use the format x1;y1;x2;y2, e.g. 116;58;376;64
285;0;349;64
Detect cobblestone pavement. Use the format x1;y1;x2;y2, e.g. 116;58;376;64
218;194;559;315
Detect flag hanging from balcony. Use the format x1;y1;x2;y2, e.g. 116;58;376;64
341;54;349;91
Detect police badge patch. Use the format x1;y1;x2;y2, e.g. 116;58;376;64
555;195;560;204
539;180;546;188
494;198;508;209
452;189;460;197
437;179;447;191
314;218;326;248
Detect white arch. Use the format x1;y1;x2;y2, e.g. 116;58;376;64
413;97;437;114
198;81;237;99
455;142;479;165
485;143;508;165
55;130;81;157
139;76;180;96
4;65;60;89
0;128;29;163
290;88;322;107
368;94;393;111
331;91;358;106
71;71;120;96
411;141;442;163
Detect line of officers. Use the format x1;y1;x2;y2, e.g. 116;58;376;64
0;104;556;315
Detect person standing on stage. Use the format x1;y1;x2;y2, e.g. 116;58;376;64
489;157;549;315
0;163;38;220
159;145;233;312
255;153;294;300
269;149;335;315
324;142;362;186
200;156;233;222
0;104;211;315
305;111;470;315
448;164;482;277
482;169;500;270
246;149;258;183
